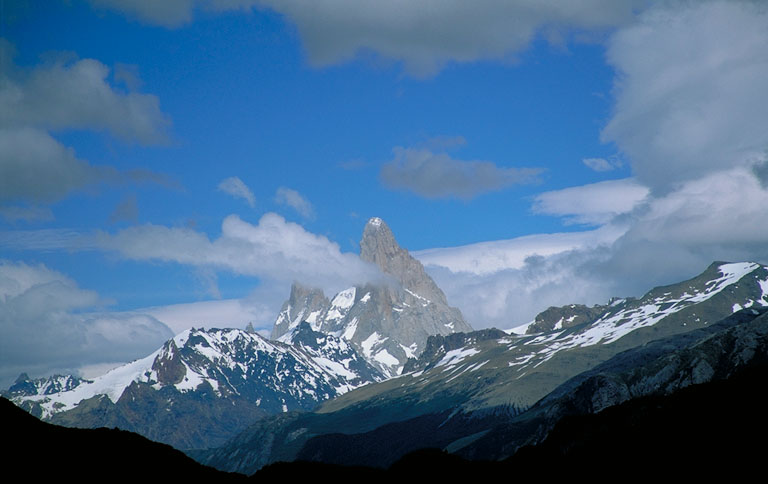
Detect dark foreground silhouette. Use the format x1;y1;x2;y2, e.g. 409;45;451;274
5;364;766;481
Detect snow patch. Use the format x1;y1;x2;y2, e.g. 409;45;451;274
361;332;387;359
400;343;418;359
374;349;399;366
342;318;358;340
506;320;535;335
436;347;480;368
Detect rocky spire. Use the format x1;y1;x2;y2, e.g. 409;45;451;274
270;217;471;376
270;283;330;340
360;217;450;306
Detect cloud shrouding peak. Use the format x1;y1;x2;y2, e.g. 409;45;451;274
275;187;315;219
602;0;768;192
95;212;381;295
218;176;256;208
380;146;541;199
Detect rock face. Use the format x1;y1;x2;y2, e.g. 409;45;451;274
272;217;471;376
525;303;612;334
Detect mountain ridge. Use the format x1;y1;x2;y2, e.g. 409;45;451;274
198;260;768;473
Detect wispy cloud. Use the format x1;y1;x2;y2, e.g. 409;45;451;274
532;178;649;226
582;157;620;172
0;205;54;223
217;176;256;208
275;187;314;219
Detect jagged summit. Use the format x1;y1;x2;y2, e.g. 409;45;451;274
360;217;450;306
271;217;471;376
360;217;397;262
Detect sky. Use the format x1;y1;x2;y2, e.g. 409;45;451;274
2;0;768;386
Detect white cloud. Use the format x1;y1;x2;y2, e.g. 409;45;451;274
99;213;380;294
85;0;642;76
0;213;382;298
414;224;624;275
602;0;768;192
218;176;256;208
137;281;287;337
275;187;314;219
418;1;768;331
139;296;278;335
0;260;174;387
532;178;649;225
421;166;768;330
380;146;541;199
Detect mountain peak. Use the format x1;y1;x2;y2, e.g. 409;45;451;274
367;217;384;228
360;217;398;265
359;218;452;309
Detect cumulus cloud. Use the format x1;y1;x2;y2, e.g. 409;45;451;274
0;260;174;387
0;40;171;206
97;213;380;293
421;167;768;330
380;146;541;199
0;128;102;203
0;40;169;143
0;128;173;204
275;187;314;219
258;0;644;76
0;213;381;298
85;0;642;76
602;0;768;192
420;1;768;330
218;176;256;208
532;178;649;226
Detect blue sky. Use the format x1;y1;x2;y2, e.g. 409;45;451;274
2;0;768;385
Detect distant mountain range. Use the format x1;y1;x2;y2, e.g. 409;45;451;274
4;217;469;449
5;323;381;449
5;217;768;474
